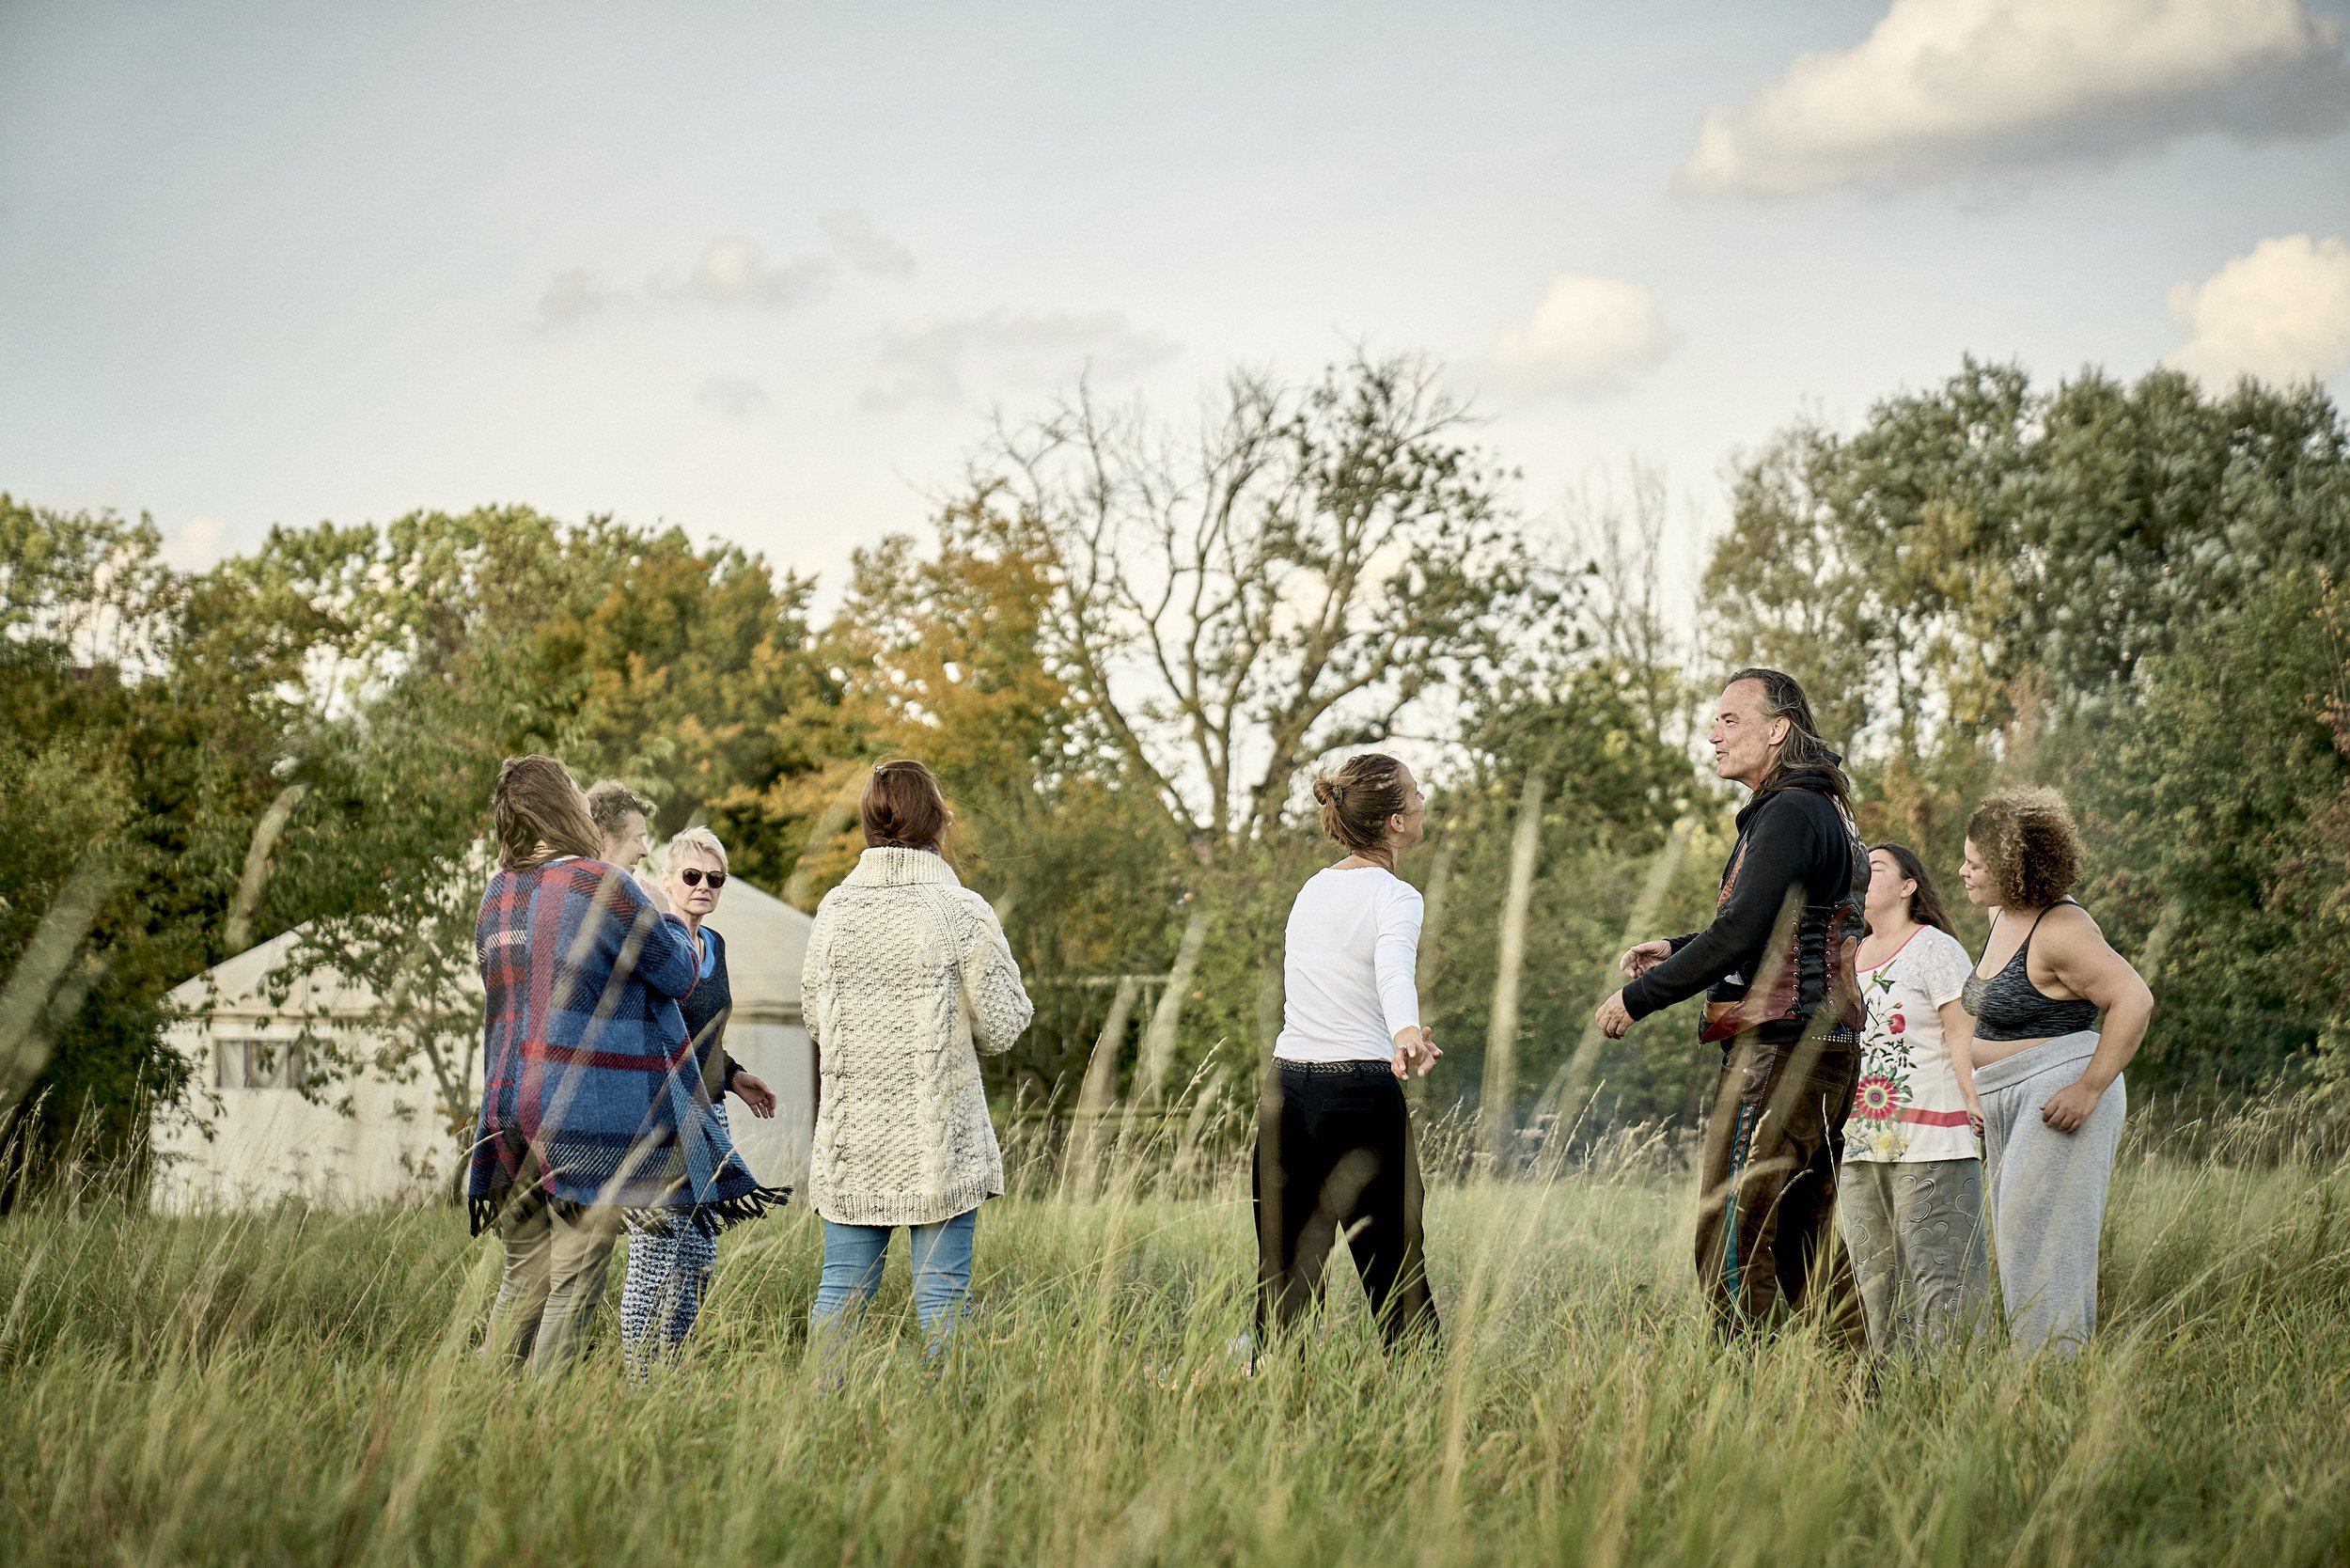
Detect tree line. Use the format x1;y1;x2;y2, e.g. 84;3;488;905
3;353;2345;1186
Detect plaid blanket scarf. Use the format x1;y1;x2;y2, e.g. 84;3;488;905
467;857;787;1236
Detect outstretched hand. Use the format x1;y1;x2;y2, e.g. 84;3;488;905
1391;1025;1441;1079
732;1072;777;1119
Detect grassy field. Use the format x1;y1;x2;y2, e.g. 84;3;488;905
4;1124;2349;1567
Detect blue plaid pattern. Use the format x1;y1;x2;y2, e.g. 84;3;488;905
467;858;784;1235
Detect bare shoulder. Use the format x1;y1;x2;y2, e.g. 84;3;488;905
2041;901;2106;938
2037;901;2117;961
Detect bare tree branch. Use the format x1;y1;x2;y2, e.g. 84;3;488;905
990;352;1560;859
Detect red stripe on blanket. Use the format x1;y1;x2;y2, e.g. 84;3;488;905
532;1043;679;1071
1899;1107;1973;1126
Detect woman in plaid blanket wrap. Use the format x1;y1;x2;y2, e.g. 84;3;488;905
470;757;785;1376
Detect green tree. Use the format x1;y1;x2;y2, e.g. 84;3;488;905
994;353;1565;859
1;499;260;1181
253;508;845;1148
1703;363;2350;1094
807;488;1189;1105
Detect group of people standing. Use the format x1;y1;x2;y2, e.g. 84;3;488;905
463;663;2153;1379
1590;667;2154;1357
1251;666;2154;1363
468;756;1030;1378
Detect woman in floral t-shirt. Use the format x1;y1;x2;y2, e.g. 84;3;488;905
1838;843;1991;1353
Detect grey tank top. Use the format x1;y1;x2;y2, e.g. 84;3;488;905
1961;902;2099;1042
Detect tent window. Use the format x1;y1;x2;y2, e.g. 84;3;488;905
216;1039;306;1090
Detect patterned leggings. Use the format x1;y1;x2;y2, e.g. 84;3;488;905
619;1218;717;1379
618;1100;730;1379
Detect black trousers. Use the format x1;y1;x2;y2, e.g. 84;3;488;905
1252;1058;1439;1349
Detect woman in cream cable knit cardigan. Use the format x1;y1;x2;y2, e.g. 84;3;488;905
800;760;1033;1356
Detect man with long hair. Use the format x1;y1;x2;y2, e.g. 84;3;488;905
1593;669;1870;1337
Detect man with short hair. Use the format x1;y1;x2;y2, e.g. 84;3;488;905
585;780;654;870
1594;668;1869;1336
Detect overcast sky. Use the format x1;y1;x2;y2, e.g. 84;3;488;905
5;0;2346;595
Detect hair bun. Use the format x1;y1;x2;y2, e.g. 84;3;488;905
1312;777;1340;806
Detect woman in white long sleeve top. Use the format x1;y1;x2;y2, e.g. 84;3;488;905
1253;752;1444;1353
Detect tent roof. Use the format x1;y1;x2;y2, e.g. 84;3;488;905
169;878;811;1025
167;925;379;1022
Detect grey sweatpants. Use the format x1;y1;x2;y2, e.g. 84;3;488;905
1978;1031;2124;1357
1837;1157;1990;1354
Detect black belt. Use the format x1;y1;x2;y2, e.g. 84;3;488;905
1274;1057;1393;1075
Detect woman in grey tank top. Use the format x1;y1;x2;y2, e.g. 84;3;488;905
1956;788;2154;1356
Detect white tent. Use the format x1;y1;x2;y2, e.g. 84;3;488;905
151;879;816;1212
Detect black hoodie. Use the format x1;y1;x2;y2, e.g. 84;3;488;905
1621;766;1868;1046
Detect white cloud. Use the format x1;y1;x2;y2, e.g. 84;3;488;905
1678;0;2350;197
2166;234;2350;389
697;374;772;417
536;226;895;327
861;310;1180;411
685;239;830;307
1489;274;1669;394
821;210;916;277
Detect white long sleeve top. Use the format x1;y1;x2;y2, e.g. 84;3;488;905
1274;865;1424;1064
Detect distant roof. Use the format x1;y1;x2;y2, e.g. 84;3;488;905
170;877;811;1025
167;925;378;1022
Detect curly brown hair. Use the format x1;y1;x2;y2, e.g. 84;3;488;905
1966;787;2084;909
584;779;654;839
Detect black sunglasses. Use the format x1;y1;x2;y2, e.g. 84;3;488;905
679;868;727;888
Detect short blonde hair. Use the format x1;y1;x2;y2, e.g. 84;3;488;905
666;825;729;874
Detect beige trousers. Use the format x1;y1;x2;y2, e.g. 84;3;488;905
484;1194;623;1376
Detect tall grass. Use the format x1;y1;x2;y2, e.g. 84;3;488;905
4;1108;2348;1566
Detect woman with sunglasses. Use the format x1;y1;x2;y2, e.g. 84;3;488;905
618;825;781;1376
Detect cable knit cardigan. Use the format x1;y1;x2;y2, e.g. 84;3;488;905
801;847;1034;1226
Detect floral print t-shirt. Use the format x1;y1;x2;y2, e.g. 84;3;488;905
1844;924;1979;1164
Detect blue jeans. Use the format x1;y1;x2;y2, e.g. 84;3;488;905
809;1209;978;1354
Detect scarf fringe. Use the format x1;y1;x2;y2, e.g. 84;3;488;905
468;1188;584;1236
622;1184;793;1238
696;1183;793;1236
471;1184;791;1239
